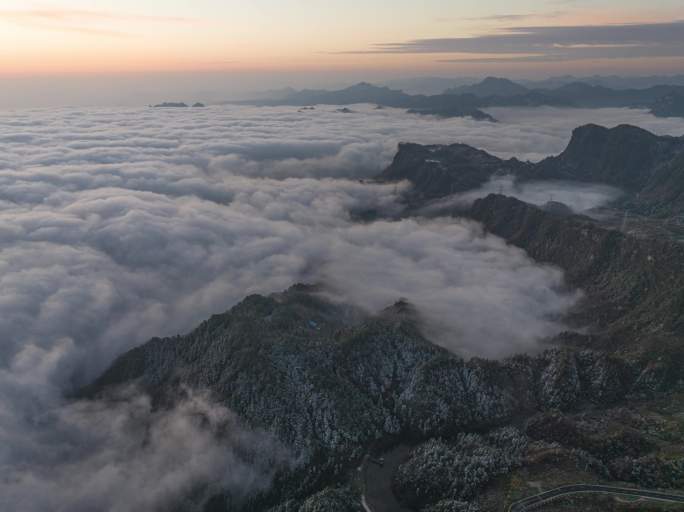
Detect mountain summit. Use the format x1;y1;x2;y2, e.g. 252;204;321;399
445;77;530;97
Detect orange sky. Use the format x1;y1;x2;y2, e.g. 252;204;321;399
2;1;684;75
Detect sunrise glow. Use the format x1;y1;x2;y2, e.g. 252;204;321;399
2;0;684;75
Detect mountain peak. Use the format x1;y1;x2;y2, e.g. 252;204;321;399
446;77;529;98
567;123;660;149
557;81;608;92
380;297;418;318
348;81;384;91
481;76;518;85
536;123;683;191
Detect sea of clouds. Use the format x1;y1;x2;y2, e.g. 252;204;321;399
1;104;683;510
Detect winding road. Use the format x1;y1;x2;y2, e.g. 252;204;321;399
361;494;372;512
359;447;684;512
360;479;684;511
359;448;412;512
507;484;684;511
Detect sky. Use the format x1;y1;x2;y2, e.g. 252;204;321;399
1;1;684;95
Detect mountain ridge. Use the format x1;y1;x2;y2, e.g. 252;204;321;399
445;77;530;98
467;194;684;353
235;82;495;121
379;123;684;215
237;80;684;119
77;122;684;511
82;262;684;511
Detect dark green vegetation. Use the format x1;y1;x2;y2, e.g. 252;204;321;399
469;194;684;355
84;123;684;510
83;280;684;511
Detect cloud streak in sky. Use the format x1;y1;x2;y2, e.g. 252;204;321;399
464;11;567;22
0;8;194;37
0;8;193;24
352;20;684;62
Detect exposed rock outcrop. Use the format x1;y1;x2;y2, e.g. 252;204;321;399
379;124;684;215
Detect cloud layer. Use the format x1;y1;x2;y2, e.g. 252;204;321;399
1;104;683;509
0;387;291;512
420;175;623;215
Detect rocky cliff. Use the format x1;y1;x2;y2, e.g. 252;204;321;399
378;143;529;201
380;124;684;216
534;124;684;192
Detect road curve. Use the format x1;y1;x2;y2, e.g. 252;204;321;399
361;494;372;512
360;455;372;512
508;484;684;511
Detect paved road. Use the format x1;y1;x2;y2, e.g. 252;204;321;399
508;484;684;511
359;448;412;512
359;455;373;512
361;493;372;512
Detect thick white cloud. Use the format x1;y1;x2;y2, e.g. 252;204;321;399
317;218;579;359
420;175;623;215
2;105;683;188
0;104;682;509
0;383;291;512
0;179;406;383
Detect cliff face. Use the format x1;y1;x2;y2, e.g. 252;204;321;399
635;151;684;216
378;142;528;201
534;124;684;191
379;124;684;216
468;194;684;351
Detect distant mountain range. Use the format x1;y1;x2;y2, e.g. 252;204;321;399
152;101;206;108
380;76;478;95
442;78;684;116
236;78;684;121
520;74;684;90
236;82;496;121
376;74;684;94
445;77;530;98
